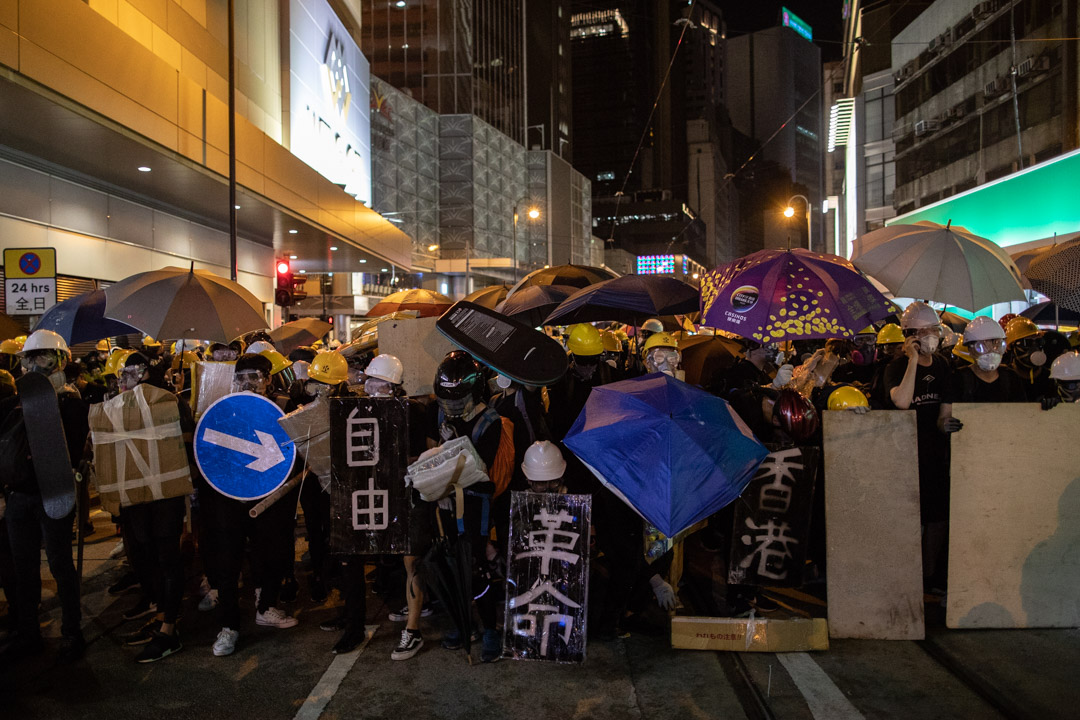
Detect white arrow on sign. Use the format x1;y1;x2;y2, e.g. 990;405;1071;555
202;428;285;472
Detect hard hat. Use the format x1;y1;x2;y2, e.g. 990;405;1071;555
876;324;904;345
963;316;1006;343
642;318;665;334
259;349;293;376
1004;316;1039;345
0;339;22;355
328;338;342;350
308;351;348;385
774;389;819;442
312;339;324;349
998;313;1018;330
172;350;199;371
1050;351;1080;381
900;301;941;330
0;369;14;394
940;326;959;348
567;324;603;356
856;325;876;335
434;351;484;401
601;331;622;353
952;342;975;364
21;329;71;359
521;440;567;481
96;339;111;352
614;329;629;343
142;335;162;348
827;385;869;411
643;331;679;352
245;340;276;355
104;349;136;377
365;354;404;384
13;335;26;345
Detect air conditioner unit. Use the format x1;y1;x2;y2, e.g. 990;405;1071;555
951;104;966;119
1017;57;1034;77
940;29;954;46
984;78;1000;96
928;36;941;52
972;1;995;21
914;119;940;137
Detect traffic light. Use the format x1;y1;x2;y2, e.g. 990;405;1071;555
275;259;293;307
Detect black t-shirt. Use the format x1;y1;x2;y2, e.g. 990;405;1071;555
949;366;1026;404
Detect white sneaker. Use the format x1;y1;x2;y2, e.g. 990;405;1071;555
198;588;219;612
109;540;126;559
212;627;239;656
255;606;298;629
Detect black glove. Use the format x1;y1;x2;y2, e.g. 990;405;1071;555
1041;395;1061;411
938;416;963;433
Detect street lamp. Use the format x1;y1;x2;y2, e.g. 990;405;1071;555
784;195;811;250
513;197;541;281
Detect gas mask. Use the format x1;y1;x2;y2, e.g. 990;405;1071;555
645;348;681;377
1057;379;1080;403
233;370;268;395
363;377;394;398
571;354;599;380
976;352;1003;372
210;348;239;362
119;364;148;392
1013;338;1046;368
21;350;61;377
437;395;474;419
303;379;331;399
851;336;876;366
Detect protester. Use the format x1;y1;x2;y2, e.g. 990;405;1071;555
547;324;613;441
1041;350;1080;410
0;338;23;379
947;317;1025;404
641;332;682;379
1004;317;1054;401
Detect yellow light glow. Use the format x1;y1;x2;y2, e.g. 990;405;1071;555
528;208;540;220
784;206;795;218
427;244;439;252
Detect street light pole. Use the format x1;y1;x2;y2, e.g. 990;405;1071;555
513;196;540;283
785;194;811;251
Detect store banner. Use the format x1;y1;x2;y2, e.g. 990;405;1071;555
329;397;411;555
504;491;591;663
728;446;818;587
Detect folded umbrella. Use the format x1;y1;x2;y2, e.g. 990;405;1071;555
368;289;453;318
544;275;698;327
495;284;577;327
564;373;769;538
103;266;267;343
270;318;333;355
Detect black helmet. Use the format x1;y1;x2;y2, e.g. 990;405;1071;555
434;351;484;403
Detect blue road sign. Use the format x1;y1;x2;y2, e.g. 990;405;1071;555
195;392;296;501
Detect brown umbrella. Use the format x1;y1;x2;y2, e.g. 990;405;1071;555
270;318;333;355
678;334;742;388
463;284;511;310
367;289;453;318
506;264;617;298
103;266;267;343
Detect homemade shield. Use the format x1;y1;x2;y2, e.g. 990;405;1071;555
504;491;591;663
563;373;769;537
329;397;411;555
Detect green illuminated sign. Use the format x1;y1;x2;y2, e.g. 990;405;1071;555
889;149;1080;248
781;7;812;42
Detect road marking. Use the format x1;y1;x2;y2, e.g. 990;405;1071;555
777;652;864;720
293;625;377;720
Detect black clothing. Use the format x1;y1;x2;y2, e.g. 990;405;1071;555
949;366;1026;403
548;361;613;441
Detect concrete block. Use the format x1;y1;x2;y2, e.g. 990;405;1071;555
377;317;456;397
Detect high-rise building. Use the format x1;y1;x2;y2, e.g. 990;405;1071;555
354;0;526;144
526;1;573;159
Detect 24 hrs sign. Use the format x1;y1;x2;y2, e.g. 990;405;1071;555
4;248;57;315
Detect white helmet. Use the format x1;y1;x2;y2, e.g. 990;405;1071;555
1050;351;1080;381
963;316;1006;343
642;318;664;334
245;340;276;355
900;301;941;330
521;440;567;481
365;354;403;384
21;329;70;359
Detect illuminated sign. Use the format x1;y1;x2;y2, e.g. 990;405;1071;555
889;149;1080;248
781;7;813;42
289;0;372;205
637;255;676;275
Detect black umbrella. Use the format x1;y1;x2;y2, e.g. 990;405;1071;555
507;264;616;297
1020;301;1080;326
421;514;475;656
543;275;699;326
463;284;512;310
495;284;577;327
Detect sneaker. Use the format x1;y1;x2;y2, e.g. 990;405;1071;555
121;619;162;646
109;540;126;559
388;604;434;622
280;577;299;604
107;571;140;596
310;575;328;604
198;588;219;612
122;599;158;622
320;616;347;632
57;634;85;664
480;628;502;663
134;631;182;663
255;606;298;629
212;628;239;657
332;628;367;654
391;629;423;661
440;628;480;650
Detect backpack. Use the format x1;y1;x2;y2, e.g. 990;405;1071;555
0;404;35;490
471;406;515;498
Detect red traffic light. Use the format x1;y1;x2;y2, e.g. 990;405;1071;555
277;260;291;275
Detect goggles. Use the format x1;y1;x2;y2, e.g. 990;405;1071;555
969;338;1006;355
211;348;239;362
903;326;941;338
21;350;61;374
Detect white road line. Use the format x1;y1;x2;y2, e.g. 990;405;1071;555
293;625;377;720
777;652;864;720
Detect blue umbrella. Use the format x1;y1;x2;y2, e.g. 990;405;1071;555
34;290;139;345
564;373;769;537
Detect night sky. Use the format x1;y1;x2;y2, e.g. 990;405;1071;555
720;1;846;62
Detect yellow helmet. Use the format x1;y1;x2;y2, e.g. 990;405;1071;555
567;324;603;356
1004;316;1039;345
96;339;111;352
0;369;14;394
643;331;679;352
876;323;904;345
259;349;293;376
308;351;348;384
142;335;162;348
601;331;622;353
171;350;199;371
827;385;869;410
952;342;975;364
614;329;629;344
13;335;27;345
857;325;876;336
0;339;22;355
104;349;135;377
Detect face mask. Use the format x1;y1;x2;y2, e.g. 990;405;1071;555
119;365;147;392
919;335;940;354
49;371;66;391
1029;349;1047;367
364;378;393;397
976;352;1002;372
1058;380;1080;402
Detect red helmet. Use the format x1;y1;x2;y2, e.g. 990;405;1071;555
774;388;819;443
998;313;1018;331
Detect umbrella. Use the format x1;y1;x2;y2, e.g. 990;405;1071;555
32;290;139;345
103;266;267;343
938;310;970;333
851;221;1025;311
1011;231;1080;291
367;289;453;318
1025;236;1080;313
462;284;511;310
351;311;418;341
543;275;698;326
495;284;577;327
677;334;742;387
270;318;332;355
700;248;899;343
0;313;26;343
1020;301;1080;326
564;373;769;538
506;264;617;298
421;525;475;656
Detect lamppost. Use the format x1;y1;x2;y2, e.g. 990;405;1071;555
784;195;811;251
513;197;540;282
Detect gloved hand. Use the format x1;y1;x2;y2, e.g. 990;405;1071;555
1041;395;1061;411
849;404;870;415
649;574;676;611
938;416;963;433
771;363;794;389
